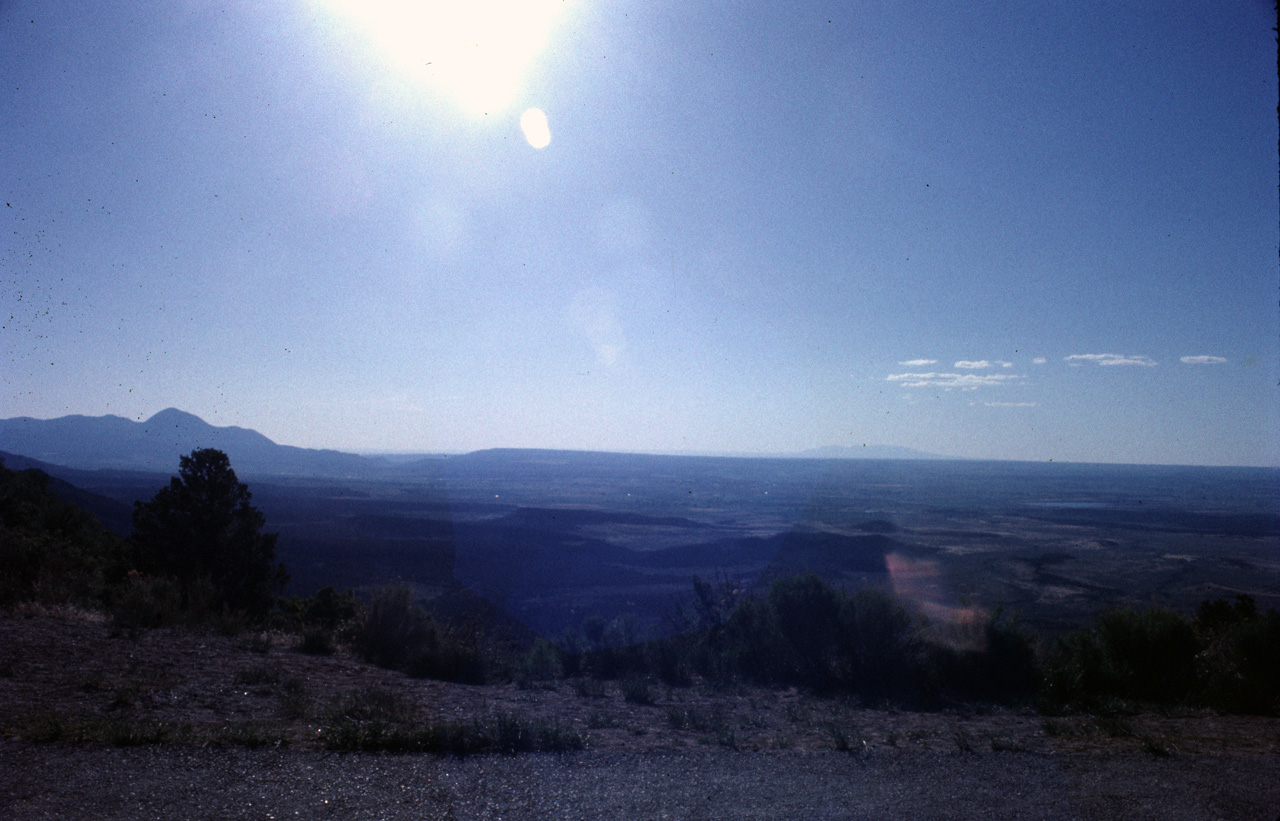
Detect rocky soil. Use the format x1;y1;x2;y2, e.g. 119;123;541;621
1;606;1277;819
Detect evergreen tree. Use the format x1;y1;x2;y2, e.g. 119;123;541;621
130;448;286;617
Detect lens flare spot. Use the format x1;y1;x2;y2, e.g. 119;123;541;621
520;108;551;149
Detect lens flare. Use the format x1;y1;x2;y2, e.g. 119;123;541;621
520;108;552;149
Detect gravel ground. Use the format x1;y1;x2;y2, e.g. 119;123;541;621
2;743;1278;820
3;609;1278;820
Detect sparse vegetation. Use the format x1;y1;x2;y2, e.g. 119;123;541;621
621;676;659;705
3;449;1278;769
515;637;563;686
319;712;588;755
572;677;609;698
297;626;336;655
563;574;1038;709
107;574;181;631
0;461;126;607
278;676;313;719
1041;595;1279;715
829;724;866;753
352;585;488;684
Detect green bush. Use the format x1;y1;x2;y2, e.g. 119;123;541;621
714;595;790;683
320;712;587;755
277;586;360;632
572;614;652;680
621;676;658;705
768;574;846;684
0;462;125;607
699;575;919;701
108;574;181;630
833;586;918;699
1043;605;1199;710
353;585;487;684
1196;596;1280;714
918;609;1039;705
298;626;336;656
515;638;563;685
1098;606;1198;702
572;678;609;698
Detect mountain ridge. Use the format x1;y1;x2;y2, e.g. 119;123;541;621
0;409;958;478
0;409;376;477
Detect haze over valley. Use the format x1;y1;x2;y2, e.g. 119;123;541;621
5;408;1276;641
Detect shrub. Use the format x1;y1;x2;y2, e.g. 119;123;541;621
277;586;360;633
1097;606;1198;703
571;614;653;680
279;677;312;719
1196;596;1280;714
0;462;125;607
320;712;587;755
714;595;790;683
353;586;424;669
297;627;335;656
515;638;563;685
1043;605;1199;710
572;678;609;698
353;585;487;684
208;722;285;749
334;686;416;724
834;586;918;699
645;634;698;686
918;609;1039;705
108;574;181;631
712;575;919;700
235;665;279;686
621;676;658;705
768;574;845;684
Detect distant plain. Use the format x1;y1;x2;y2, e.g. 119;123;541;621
38;450;1280;639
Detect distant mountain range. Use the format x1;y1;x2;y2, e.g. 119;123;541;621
0;408;955;478
789;445;959;461
0;408;376;477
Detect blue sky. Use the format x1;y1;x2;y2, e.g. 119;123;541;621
3;1;1277;465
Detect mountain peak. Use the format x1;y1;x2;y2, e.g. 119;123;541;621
0;409;374;476
145;408;208;427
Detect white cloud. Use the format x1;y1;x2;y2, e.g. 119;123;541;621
983;401;1037;407
898;359;937;366
954;360;992;369
1032;357;1047;365
1064;353;1157;367
887;372;1023;390
1180;355;1227;365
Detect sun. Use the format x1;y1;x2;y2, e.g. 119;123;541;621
316;0;570;117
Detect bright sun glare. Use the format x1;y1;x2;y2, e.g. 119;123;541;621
520;108;551;149
317;0;569;117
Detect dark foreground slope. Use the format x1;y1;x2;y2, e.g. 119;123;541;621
5;743;1276;821
2;609;1278;820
